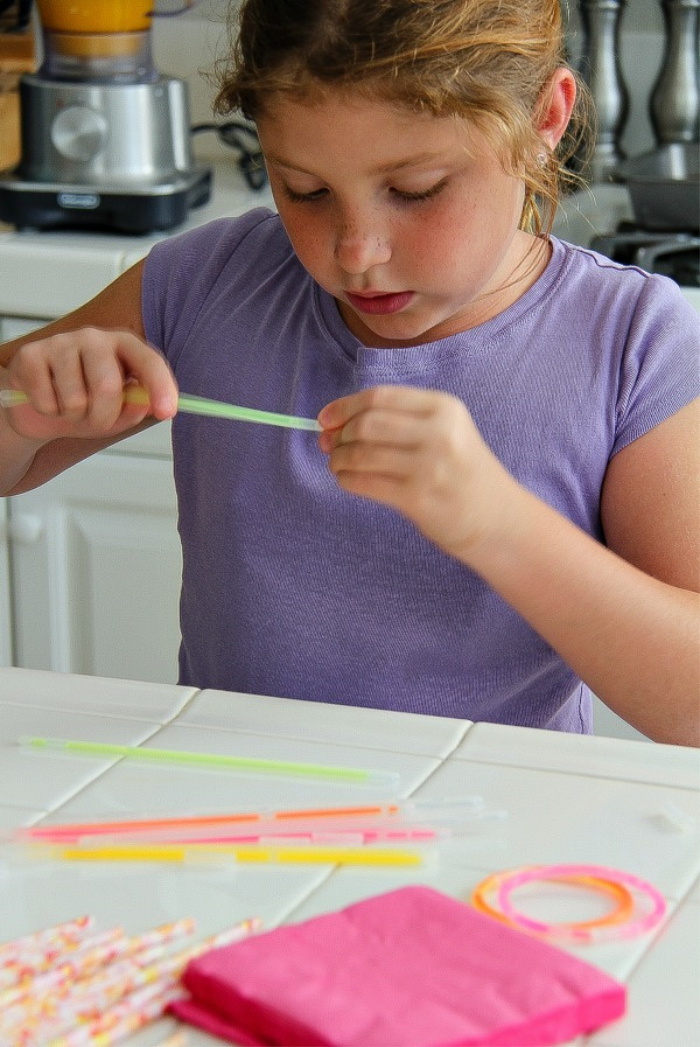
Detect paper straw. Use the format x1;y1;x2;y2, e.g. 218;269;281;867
0;387;322;433
0;918;191;1015
0;928;126;999
2;918;260;1047
43;978;186;1047
46;842;425;867
0;917;94;961
20;737;399;785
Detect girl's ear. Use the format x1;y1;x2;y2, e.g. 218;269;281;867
536;68;577;150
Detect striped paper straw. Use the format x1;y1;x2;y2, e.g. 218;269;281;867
0;928;126;1000
1;918;260;1047
0;917;193;1012
44;978;186;1047
0;917;94;961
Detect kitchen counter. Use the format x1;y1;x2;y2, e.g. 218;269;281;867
0;163;274;319
0;666;699;1046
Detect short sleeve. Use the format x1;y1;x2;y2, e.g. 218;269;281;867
141;208;277;370
612;276;699;457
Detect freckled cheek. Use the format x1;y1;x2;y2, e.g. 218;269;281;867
280;212;334;279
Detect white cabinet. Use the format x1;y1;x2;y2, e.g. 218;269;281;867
1;313;182;684
7;442;182;683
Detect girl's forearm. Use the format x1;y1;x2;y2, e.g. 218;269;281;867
460;477;700;746
0;415;48;496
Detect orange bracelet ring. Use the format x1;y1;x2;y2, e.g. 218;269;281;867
472;866;637;941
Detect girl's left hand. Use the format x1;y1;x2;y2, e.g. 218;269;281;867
318;385;516;560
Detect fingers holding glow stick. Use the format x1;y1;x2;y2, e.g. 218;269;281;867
0;387;322;433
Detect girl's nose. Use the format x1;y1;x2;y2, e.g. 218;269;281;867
334;222;392;274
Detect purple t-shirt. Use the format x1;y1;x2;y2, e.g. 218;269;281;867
142;208;699;731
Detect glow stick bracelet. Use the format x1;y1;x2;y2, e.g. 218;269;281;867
18;798;493;843
0;387;322;433
473;863;666;942
0;916;94;961
20;736;399;785
43;841;426;866
496;864;666;940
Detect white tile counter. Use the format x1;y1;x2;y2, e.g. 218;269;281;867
0;667;698;1047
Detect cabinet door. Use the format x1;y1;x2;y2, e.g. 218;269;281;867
8;453;182;683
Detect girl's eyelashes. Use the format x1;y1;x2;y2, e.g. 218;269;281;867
281;179;448;205
390;179;448;203
282;185;328;203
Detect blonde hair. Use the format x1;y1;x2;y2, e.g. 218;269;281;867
215;0;592;234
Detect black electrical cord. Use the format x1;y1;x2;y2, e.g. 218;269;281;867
191;121;268;191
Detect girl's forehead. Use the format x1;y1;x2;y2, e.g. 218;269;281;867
258;87;470;139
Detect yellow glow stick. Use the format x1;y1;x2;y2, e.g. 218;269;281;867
47;842;424;867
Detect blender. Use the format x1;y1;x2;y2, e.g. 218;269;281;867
0;0;211;232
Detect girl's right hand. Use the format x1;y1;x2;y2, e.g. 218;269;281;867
0;327;179;443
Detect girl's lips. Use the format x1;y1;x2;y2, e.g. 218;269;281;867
345;290;414;315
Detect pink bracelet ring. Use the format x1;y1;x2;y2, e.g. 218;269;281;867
472;868;634;937
472;863;666;942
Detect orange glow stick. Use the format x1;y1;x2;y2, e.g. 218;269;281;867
21;804;403;843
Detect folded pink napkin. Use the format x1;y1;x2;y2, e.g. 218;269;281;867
170;886;626;1046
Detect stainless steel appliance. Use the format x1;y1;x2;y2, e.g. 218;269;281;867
0;0;211;233
591;143;700;289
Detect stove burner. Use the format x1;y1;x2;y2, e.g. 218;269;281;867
590;223;700;288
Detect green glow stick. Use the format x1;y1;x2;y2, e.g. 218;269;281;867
19;737;399;786
0;388;322;432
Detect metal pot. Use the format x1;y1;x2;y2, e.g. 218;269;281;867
614;143;699;234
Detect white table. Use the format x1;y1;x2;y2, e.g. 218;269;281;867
1;667;698;1047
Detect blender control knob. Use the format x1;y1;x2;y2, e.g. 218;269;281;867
51;106;109;163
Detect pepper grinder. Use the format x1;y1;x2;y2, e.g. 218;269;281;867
578;0;630;180
650;0;700;144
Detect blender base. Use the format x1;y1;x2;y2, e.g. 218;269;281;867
0;165;212;234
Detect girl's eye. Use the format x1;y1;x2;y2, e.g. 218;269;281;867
283;185;328;203
390;180;447;203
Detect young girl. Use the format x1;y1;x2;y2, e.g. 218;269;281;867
0;0;698;744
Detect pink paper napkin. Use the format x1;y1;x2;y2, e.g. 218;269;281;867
170;886;626;1046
